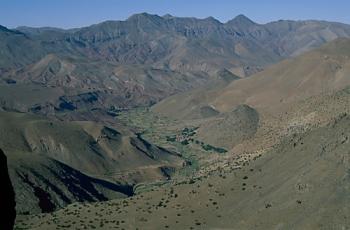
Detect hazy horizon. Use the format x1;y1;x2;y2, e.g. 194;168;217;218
1;0;350;29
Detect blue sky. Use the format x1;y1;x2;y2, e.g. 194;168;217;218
1;0;350;29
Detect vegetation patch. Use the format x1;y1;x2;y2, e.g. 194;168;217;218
201;144;228;153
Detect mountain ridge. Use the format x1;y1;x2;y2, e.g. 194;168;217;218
1;13;350;111
153;38;350;120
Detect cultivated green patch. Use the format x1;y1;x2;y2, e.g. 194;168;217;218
116;108;228;177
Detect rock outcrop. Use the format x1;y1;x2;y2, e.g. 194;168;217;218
0;149;16;230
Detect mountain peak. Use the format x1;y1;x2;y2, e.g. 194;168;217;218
127;12;163;21
0;25;25;35
162;14;174;19
126;12;166;28
233;14;254;22
204;16;222;24
0;25;12;32
226;14;256;26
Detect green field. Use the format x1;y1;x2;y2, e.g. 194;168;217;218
117;108;228;178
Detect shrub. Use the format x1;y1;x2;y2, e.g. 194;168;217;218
166;136;176;142
201;144;227;153
181;140;189;145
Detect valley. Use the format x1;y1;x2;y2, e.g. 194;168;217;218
15;111;350;229
0;9;349;230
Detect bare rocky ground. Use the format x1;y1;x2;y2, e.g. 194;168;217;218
15;87;350;229
16;114;350;229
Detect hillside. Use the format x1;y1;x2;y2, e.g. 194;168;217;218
152;68;239;120
16;113;350;229
0;149;16;230
196;104;259;149
0;111;183;214
0;25;46;70
153;38;350;154
154;38;350;119
14;64;350;228
214;38;350;112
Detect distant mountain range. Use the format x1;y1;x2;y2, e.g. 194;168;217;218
2;13;350;109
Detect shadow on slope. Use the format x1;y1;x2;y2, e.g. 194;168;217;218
0;149;16;230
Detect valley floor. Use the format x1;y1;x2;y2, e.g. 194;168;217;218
15;114;350;229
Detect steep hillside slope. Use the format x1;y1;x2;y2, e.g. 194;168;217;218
154;38;350;118
9;153;132;215
0;111;183;214
3;55;202;108
215;38;350;112
0;26;45;71
197;104;259;149
0;149;16;230
153;68;240;120
17;114;350;229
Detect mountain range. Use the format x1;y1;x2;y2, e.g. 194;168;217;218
2;13;350;110
1;12;350;229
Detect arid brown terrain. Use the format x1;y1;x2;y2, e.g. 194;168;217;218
0;13;349;230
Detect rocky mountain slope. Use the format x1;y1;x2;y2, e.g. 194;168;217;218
0;149;16;230
1;14;350;110
0;111;183;214
213;38;350;113
154;38;350;119
154;38;350;153
197;104;259;149
16;113;350;229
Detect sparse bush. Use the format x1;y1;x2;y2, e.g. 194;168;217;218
166;135;176;142
181;140;189;145
201;144;227;153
